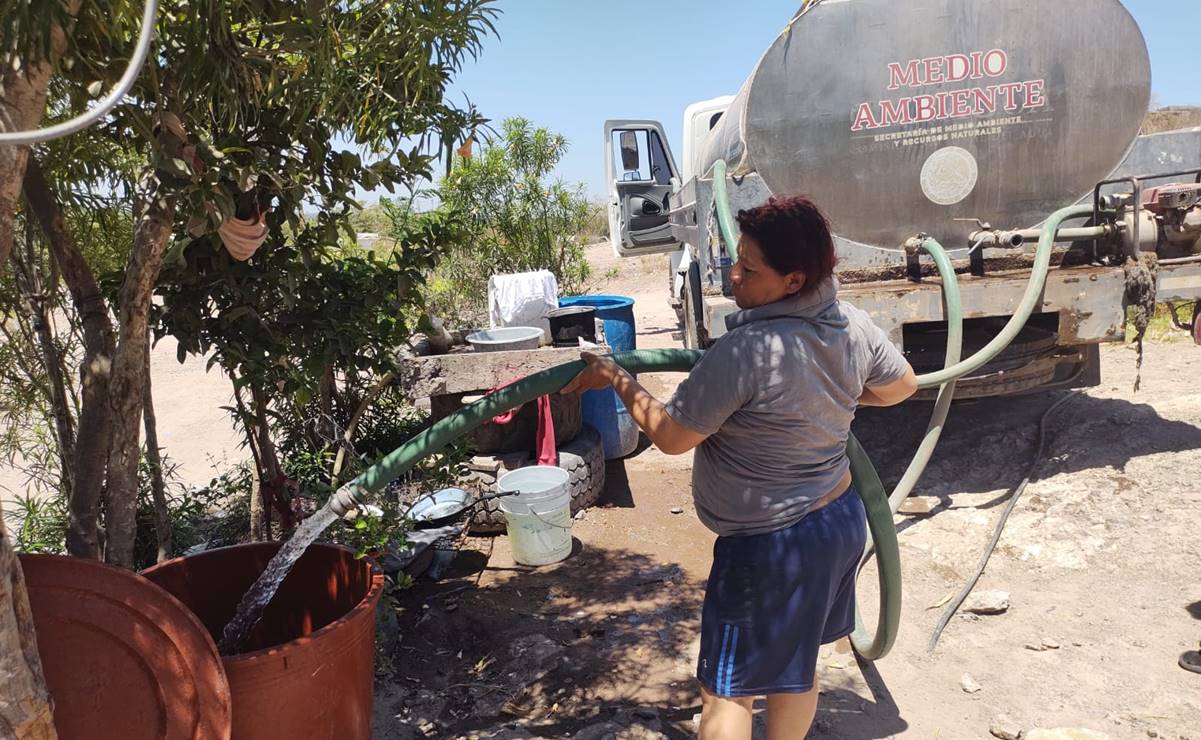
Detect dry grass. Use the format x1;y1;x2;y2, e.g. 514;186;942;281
1142;106;1201;134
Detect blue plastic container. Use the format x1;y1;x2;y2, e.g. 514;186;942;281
558;295;636;352
558;295;638;458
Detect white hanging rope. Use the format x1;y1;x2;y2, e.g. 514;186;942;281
0;0;159;146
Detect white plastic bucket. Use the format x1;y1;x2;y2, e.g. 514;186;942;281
497;466;573;566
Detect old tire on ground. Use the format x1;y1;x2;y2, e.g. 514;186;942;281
467;424;606;534
464;391;583;455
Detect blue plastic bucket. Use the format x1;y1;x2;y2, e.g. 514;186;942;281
558;295;638;458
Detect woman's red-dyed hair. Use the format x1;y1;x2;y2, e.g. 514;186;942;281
735;196;836;293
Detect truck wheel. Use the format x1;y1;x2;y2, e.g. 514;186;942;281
466;424;607;534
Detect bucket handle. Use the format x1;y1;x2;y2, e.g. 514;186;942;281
504;488;574;530
527;507;574;530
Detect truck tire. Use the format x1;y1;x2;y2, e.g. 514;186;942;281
466;424;606;534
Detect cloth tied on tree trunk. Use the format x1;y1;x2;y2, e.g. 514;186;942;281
488;377;557;466
218;213;269;261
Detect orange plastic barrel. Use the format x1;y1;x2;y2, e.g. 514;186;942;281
142;542;384;740
20;553;233;740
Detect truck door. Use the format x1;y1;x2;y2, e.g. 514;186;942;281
604;120;681;257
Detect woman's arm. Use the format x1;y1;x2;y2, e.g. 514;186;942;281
858;366;919;407
561;353;708;455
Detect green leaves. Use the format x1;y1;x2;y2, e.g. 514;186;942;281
236;168;258;193
422;116;593;325
163;157;192;179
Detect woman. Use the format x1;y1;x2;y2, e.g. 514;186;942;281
562;196;917;739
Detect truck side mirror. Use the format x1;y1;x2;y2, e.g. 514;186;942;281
619;131;640;173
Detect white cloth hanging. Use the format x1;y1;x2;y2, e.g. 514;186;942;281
487;270;559;342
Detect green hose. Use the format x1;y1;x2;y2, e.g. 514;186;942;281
913;205;1095;387
878;205;1093;517
332;350;704;507
711;159;739;253
885;239;962;516
324;168;1087;663
850;237;960;659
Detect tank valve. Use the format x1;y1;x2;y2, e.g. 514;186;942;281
968;229;1024;249
903;235;927;282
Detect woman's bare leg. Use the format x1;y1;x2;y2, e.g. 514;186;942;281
765;686;819;740
699;684;755;740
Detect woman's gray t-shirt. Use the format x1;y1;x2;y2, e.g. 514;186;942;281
665;278;909;537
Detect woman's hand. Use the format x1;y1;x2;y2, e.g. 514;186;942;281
560;351;622;394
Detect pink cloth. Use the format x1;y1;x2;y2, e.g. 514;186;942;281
218;213;268;261
489;378;556;466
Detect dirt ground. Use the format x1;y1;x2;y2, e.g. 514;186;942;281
9;241;1197;738
372;243;1201;739
0;332;247;506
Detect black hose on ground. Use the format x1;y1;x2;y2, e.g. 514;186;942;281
927;391;1081;653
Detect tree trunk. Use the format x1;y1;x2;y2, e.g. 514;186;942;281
0;511;58;740
0;0;82;272
142;336;172;563
330;371;395;488
248;464;265;542
23;156;115;560
317;365;336;447
9;216;76;499
104;171;177;569
0;7;80;731
250;385;289;535
233;384;270;541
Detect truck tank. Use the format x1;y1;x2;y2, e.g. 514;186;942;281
701;0;1151;251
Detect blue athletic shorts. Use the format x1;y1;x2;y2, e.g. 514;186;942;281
696;487;867;697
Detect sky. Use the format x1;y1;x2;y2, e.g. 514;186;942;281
381;0;1201;203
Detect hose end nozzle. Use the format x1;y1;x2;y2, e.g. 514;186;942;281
327;485;367;519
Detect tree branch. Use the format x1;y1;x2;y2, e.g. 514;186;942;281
0;510;57;739
142;333;171;563
330;371;395;488
0;0;83;274
8;213;76;500
22;154;114;560
104;160;178;569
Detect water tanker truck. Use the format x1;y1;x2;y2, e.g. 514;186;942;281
604;0;1201;398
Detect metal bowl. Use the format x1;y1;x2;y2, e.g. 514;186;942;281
406;487;473;528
